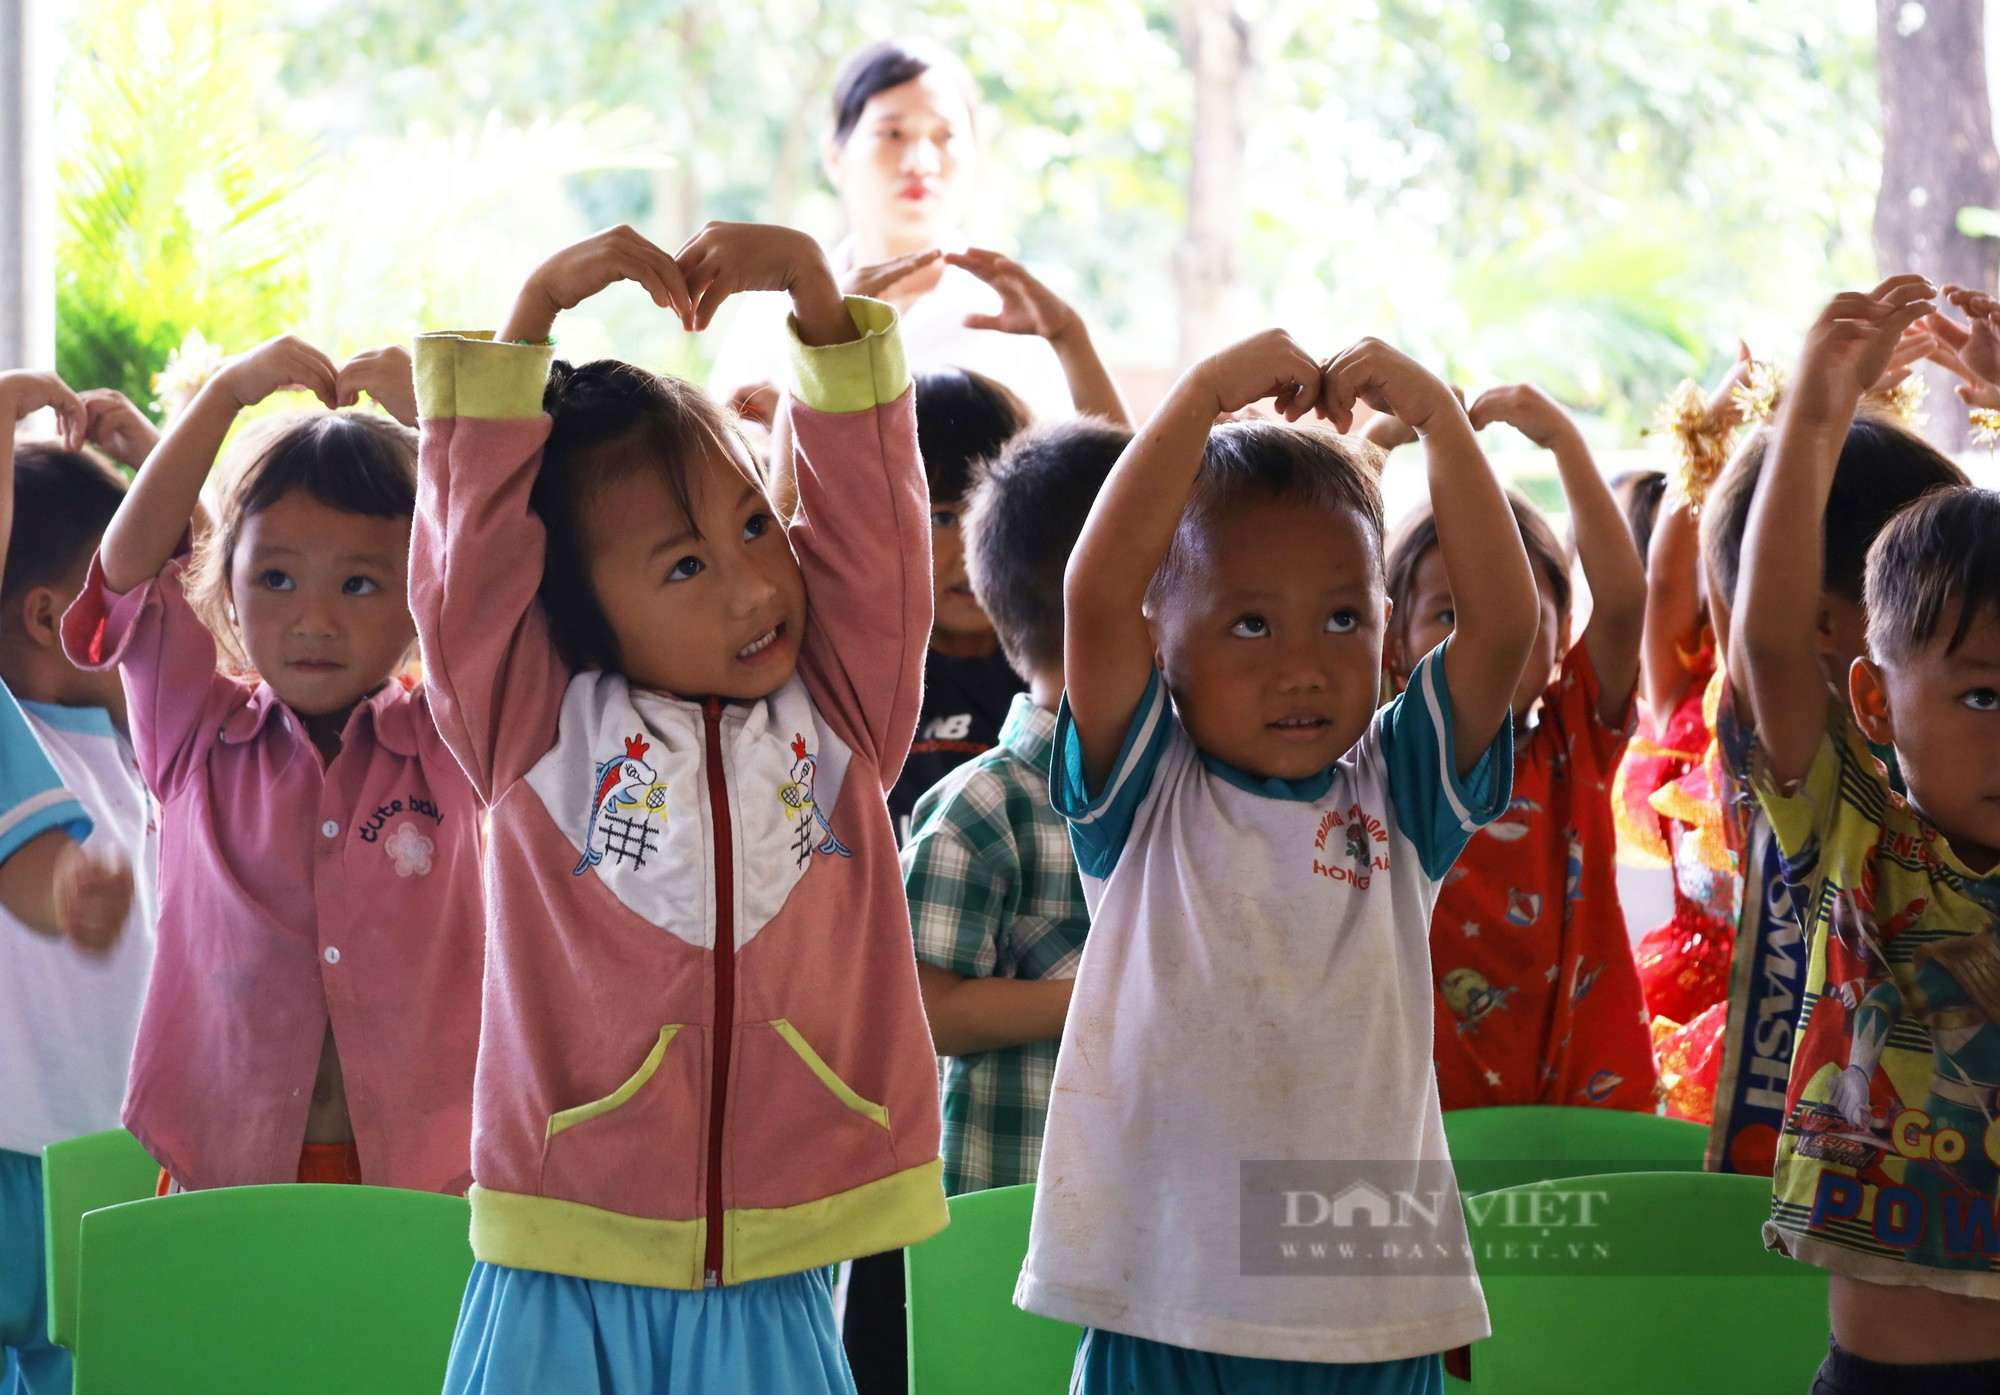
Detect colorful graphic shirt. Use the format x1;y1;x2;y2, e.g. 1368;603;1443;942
1016;642;1511;1363
1428;645;1659;1112
902;695;1087;1195
888;647;1024;844
1754;706;2000;1298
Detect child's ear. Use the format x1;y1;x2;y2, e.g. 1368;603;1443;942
1849;656;1895;747
1555;607;1574;659
20;586;65;652
820;137;844;192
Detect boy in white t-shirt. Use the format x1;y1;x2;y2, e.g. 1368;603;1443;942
1017;333;1540;1393
0;371;156;1395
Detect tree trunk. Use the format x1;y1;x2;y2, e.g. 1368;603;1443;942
1175;0;1252;370
1873;0;2000;449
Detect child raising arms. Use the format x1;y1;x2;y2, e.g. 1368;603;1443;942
1020;332;1537;1391
1381;384;1658;1112
1736;277;2000;1389
62;339;485;1193
412;224;945;1393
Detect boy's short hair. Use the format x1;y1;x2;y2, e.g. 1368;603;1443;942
1146;421;1386;609
915;369;1031;505
3;444;129;606
1865;486;2000;664
963;417;1131;678
1383;488;1571;626
1701;415;1966;609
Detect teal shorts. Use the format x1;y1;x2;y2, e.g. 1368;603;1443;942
0;1147;69;1395
442;1260;853;1395
1071;1327;1443;1395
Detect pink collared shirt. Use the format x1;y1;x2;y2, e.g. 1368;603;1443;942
62;552;483;1193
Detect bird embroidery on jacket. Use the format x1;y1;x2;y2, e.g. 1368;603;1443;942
576;733;660;876
780;732;852;865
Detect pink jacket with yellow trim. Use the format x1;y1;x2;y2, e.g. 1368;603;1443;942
408;298;946;1290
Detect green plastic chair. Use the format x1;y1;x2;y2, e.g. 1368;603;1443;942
40;1128;160;1351
70;1184;473;1395
1442;1105;1707;1199
1463;1170;1827;1393
905;1183;1080;1394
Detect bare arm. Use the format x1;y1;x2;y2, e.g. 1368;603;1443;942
97;337;339;594
0;371;89;581
946;249;1133;427
0;829;131;951
1064;329;1325;786
1735;277;1935;786
1471;384;1644;724
1328;344;1538;773
1641;500;1703;721
915;961;1074;1056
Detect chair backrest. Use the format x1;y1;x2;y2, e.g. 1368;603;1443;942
71;1184;473;1395
1443;1106;1707;1198
1464;1170;1828;1394
41;1129;160;1350
905;1183;1080;1395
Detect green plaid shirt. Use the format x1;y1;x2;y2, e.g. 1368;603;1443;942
902;695;1089;1196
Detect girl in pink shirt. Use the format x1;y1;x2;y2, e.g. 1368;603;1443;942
412;224;944;1394
61;338;483;1193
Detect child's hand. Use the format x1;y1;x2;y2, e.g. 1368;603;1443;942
0;369;87;449
1930;288;2000;404
52;842;131;955
948;248;1084;344
79;388;160;468
842;247;943;300
503;225;695;344
213;336;340;412
1870;322;1937;394
1467;383;1584;450
1785;276;1936;429
336;346;418;428
1322;338;1467;439
675;222;854;346
1189;329;1324;421
1706;340;1756;432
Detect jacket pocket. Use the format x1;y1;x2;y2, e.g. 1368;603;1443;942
539;1024;704;1221
727;1018;898;1210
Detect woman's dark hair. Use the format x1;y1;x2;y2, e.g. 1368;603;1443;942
1865;486;2000;664
531;358;756;673
830;38;978;146
1610;468;1668;569
914;368;1030;505
3;443;128;608
187;411;418;671
1384;490;1571;647
1147;422;1386;610
1701;413;1967;611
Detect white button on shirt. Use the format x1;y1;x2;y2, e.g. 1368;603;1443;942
322;820;340;838
323;946;340;965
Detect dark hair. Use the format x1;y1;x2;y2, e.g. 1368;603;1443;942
963;416;1131;678
1864;486;2000;664
1384;489;1572;639
1147;421;1386;609
830;38;978;146
531;358;754;673
1701;414;1967;610
188;411;418;670
1610;468;1668;569
3;443;128;608
915;368;1030;504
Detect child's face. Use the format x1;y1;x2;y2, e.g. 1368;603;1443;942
1148;497;1386;782
228;491;416;717
929;500;995;645
1854;605;2000;871
1390;545;1567;720
582;446;806;701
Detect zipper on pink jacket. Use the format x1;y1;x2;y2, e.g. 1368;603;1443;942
702;698;736;1287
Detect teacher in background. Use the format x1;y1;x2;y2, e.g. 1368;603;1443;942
707;37;1074;424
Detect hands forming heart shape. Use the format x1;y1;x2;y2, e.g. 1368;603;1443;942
214;336;418;428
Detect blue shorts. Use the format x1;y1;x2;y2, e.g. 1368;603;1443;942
0;1148;69;1395
442;1261;854;1395
1071;1328;1443;1395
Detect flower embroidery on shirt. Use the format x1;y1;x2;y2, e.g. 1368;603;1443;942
383;821;435;878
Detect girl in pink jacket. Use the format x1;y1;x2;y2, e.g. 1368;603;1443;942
412;224;945;1393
